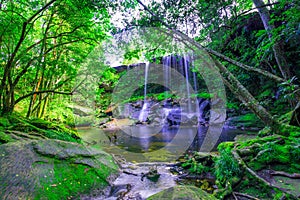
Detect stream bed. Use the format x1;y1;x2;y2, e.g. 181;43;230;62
78;126;256;199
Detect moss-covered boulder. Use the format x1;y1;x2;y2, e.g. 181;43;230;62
147;185;217;200
0;139;119;199
226;113;264;129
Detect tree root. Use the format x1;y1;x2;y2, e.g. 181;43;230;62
232;149;299;199
6;130;40;140
28;131;48;139
233;192;259;200
270;170;300;179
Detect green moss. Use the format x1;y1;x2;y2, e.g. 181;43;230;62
4;115;81;143
35;160;116;200
214;147;241;185
258;126;272;137
227;113;264;128
0;131;13;144
147;185;217;200
195;92;213;99
217;141;234;151
237;135;282;149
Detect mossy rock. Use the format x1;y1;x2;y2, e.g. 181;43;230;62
0;139;119;199
4;115;81;143
147;185;217;200
226;113;264;129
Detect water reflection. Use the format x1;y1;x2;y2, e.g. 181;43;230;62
101;125;251;153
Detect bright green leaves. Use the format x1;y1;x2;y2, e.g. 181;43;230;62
124;49;141;62
0;0;113;116
215;143;241;185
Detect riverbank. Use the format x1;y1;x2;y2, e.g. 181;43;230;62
1;114;299;200
78;125;300;200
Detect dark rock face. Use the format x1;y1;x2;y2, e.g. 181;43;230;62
0;139;118;199
112;98;211;127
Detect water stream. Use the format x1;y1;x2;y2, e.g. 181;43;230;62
78;55;256;199
78;126;256;199
138;62;149;122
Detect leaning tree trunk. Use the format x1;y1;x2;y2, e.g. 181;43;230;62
252;0;291;80
214;60;281;129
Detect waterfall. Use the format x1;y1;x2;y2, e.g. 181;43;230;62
136;56;201;124
138;62;149;122
183;55;192;114
163;56;171;97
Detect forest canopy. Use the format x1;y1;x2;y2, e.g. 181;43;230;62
0;0;299;130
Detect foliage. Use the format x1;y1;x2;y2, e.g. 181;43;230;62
44;99;75;127
181;155;210;175
0;131;13;144
0;0;111;116
214;143;241;185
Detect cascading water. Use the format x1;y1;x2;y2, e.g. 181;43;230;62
183;55;192;114
163;56;171;98
138;62;150;122
159;55;202;125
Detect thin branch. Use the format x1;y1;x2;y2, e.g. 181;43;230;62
15;74;87;105
27;0;56;23
1;0;57;98
43;39;81;55
237;2;280;17
232;149;299;199
13;58;36;86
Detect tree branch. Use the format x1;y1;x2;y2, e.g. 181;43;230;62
15;90;73;105
43;39;81;55
13;58;36;86
237;2;280;17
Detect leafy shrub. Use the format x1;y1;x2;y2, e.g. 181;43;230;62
181;157;208;174
214;144;241;185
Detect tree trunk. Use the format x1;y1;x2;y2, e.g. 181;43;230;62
252;0;291;80
26;70;41;118
214;60;281;130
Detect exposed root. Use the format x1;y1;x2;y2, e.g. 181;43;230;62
270;170;300;179
232;149;299;199
233;192;259;200
6;130;40;140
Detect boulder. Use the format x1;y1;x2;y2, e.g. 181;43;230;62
147;185;217;200
0;139;119;199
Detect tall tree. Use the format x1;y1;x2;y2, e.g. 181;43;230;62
252;0;291;80
0;0;111;116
